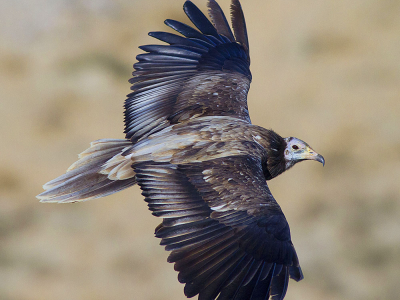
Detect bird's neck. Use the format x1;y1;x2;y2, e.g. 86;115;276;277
263;130;287;180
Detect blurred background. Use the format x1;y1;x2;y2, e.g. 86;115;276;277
1;0;399;299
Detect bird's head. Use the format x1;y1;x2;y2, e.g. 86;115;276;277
283;137;325;170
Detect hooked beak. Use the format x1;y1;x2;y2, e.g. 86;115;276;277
300;146;325;166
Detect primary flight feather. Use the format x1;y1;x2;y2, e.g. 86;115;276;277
37;1;325;299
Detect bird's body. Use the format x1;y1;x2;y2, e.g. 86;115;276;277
38;1;324;299
124;117;270;164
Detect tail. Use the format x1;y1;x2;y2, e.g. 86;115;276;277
37;139;136;203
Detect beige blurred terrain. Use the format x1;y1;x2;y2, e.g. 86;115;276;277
1;0;399;299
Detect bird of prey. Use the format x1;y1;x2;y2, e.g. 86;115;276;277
38;0;325;299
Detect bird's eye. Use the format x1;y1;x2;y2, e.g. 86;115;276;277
292;145;299;150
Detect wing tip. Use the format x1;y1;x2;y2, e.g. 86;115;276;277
230;0;250;58
207;0;236;42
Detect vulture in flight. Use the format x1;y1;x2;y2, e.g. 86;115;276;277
38;1;325;299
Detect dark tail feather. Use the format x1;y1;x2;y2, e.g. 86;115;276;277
37;139;136;203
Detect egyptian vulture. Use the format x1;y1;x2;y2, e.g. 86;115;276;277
38;1;325;299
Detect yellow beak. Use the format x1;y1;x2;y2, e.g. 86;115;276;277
300;146;325;166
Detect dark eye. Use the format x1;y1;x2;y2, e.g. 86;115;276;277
292;145;299;150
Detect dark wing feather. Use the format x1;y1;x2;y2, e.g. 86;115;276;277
165;19;218;45
180;156;298;264
208;0;235;42
134;156;302;300
183;1;221;39
124;0;251;143
231;0;250;60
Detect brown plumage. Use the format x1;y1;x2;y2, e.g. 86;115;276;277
37;1;325;299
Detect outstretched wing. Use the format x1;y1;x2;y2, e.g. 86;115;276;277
134;155;303;300
125;0;252;142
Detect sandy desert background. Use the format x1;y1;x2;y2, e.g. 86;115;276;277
1;0;399;299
